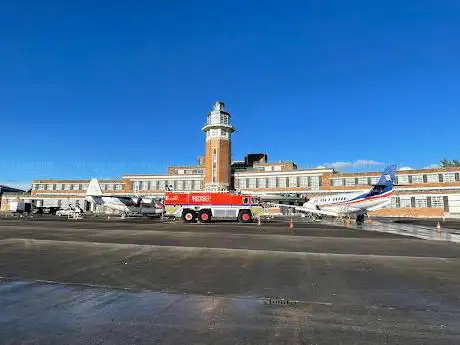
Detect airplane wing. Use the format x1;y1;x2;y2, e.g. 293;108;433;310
86;179;155;200
267;203;340;217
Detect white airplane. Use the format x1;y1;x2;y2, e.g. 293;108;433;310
272;165;397;223
85;178;164;217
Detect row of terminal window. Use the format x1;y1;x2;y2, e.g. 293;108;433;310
332;173;460;187
174;169;204;175
34;184;123;191
132;180;203;191
390;196;446;209
235;176;320;189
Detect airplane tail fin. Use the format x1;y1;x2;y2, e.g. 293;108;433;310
369;165;397;194
86;178;102;196
377;164;397;188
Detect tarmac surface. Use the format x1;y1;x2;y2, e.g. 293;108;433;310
390;217;460;231
1;216;460;344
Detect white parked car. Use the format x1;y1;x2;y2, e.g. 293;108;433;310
56;206;83;217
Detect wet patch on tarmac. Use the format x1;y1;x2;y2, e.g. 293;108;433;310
1;279;460;345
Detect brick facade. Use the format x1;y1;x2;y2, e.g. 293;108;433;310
204;139;231;187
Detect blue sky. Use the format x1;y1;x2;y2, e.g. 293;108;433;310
1;0;459;188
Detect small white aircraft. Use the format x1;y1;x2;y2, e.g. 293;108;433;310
85;179;164;217
272;165;397;223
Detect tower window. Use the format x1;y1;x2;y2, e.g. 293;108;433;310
220;114;228;124
211;113;219;124
212;149;217;183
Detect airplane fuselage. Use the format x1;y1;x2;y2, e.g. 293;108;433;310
86;196;163;215
303;190;393;215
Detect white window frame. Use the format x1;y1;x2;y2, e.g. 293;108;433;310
332;178;342;186
397;175;409;184
390;197;397;208
369;177;379;184
310;176;320;190
267;177;276;188
299;176;309;187
357;177;368;185
426;174;439;183
175;180;183;191
443;173;455;183
278;177;287;188
411;175;423;184
345;178;355;186
431;196;444;208
414;197;427;208
400;198;411;208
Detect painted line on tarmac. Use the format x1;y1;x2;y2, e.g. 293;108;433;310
0;224;354;240
1;238;456;261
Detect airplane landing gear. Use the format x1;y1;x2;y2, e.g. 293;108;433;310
306;213;322;222
356;214;365;224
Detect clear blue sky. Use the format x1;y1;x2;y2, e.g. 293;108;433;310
1;0;459;187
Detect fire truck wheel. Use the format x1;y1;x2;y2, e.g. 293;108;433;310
198;210;212;223
238;210;253;223
182;210;196;223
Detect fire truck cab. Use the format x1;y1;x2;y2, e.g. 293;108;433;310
164;192;264;223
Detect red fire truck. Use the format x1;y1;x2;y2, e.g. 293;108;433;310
164;192;264;223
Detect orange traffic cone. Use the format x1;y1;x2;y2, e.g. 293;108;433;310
289;218;294;229
436;221;441;232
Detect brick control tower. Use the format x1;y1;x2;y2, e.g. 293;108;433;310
202;101;235;191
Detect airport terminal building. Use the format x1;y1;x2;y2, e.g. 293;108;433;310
28;102;460;217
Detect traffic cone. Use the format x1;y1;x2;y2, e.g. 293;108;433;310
368;216;373;224
258;217;261;226
436;221;441;232
289;218;294;229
